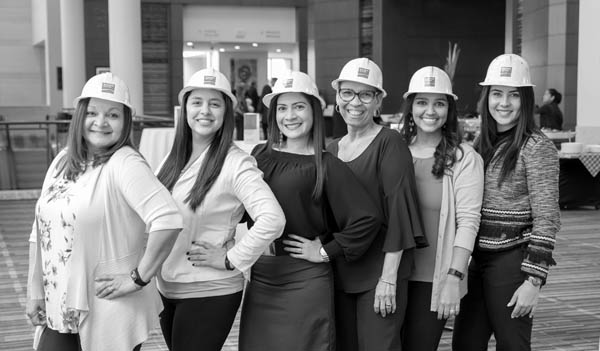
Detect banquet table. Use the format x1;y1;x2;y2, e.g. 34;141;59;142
558;152;600;209
138;127;261;171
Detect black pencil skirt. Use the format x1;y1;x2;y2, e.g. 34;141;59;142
239;255;336;351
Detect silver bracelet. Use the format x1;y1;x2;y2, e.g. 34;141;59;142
378;277;396;286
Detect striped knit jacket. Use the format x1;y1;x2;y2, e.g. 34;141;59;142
477;131;561;283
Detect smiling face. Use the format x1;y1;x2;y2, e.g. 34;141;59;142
336;81;381;130
83;97;125;154
488;85;522;132
276;92;313;144
411;93;449;136
185;88;226;140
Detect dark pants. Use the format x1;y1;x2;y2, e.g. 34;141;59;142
159;291;243;351
37;327;141;351
335;278;408;351
402;281;447;351
453;248;532;351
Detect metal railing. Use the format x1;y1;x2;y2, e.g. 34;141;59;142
0;115;173;190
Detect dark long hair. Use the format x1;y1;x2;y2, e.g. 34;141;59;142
400;93;462;178
57;98;134;181
266;93;325;201
548;88;562;104
157;91;235;211
474;85;537;185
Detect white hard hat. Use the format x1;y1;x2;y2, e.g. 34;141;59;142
480;54;535;87
263;71;326;109
73;73;135;115
331;58;387;97
403;66;458;100
178;68;237;107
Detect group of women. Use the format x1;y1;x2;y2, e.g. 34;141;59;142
26;52;560;351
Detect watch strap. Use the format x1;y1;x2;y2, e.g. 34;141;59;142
224;254;235;271
130;267;149;287
447;268;465;280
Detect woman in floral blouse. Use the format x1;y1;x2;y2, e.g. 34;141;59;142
25;73;182;351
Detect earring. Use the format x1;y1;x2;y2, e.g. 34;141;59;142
375;108;381;117
278;131;284;149
335;105;340;114
408;117;415;134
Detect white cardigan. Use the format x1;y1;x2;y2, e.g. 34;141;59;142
429;143;484;312
159;144;285;286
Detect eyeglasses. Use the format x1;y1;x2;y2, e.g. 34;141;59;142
338;89;378;104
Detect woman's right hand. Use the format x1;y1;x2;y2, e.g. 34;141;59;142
26;299;46;326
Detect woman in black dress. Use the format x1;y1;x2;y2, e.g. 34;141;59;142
239;71;382;351
327;58;426;351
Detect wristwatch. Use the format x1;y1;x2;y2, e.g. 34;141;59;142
447;268;465;280
526;276;543;287
130;267;150;287
319;246;330;263
224;255;235;271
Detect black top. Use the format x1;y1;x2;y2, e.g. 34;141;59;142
537;102;563;130
252;144;382;263
327;127;427;292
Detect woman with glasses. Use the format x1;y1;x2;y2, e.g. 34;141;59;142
326;58;427;351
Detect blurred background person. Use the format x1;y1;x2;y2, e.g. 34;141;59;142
156;68;285;351
399;66;484;351
26;73;183;351
239;71;381;351
536;88;563;131
327;58;427;351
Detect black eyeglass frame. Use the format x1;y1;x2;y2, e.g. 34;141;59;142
337;88;380;104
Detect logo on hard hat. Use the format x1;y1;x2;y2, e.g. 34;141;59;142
500;67;512;77
357;67;370;79
204;76;216;85
424;77;436;87
284;79;294;88
102;82;115;94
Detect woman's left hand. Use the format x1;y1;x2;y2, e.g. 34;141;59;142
187;241;227;270
283;234;323;263
95;274;140;299
437;275;461;320
373;280;396;318
507;280;540;318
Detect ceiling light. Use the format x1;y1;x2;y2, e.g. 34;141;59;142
186;41;194;47
234;45;240;50
276;48;282;53
252;43;258;47
219;48;225;52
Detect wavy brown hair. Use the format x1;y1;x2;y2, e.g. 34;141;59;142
157;91;235;211
400;93;462;178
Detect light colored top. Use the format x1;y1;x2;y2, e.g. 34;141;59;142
410;156;442;282
29;147;183;351
158;144;285;298
428;144;484;312
33;175;84;333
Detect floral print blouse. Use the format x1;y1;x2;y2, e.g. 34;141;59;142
36;169;97;332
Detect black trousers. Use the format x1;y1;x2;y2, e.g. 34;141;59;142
37;327;141;351
402;281;447;351
159;291;242;351
335;279;408;351
453;248;533;351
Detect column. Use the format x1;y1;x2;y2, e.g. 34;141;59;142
576;0;600;144
107;0;143;115
60;0;86;109
45;0;62;114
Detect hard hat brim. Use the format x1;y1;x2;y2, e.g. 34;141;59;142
402;91;458;101
73;96;136;116
479;81;535;87
178;86;238;108
263;91;326;110
331;78;388;98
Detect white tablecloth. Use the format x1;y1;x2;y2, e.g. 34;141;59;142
138;127;261;171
